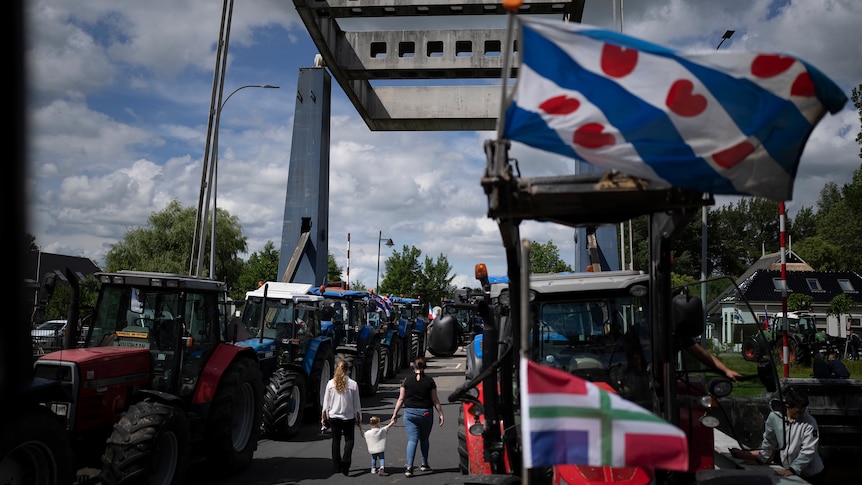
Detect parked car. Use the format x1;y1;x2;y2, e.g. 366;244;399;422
31;319;67;354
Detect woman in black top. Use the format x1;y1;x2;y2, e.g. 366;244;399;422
390;357;444;477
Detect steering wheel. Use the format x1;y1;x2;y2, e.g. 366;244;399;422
132;318;154;328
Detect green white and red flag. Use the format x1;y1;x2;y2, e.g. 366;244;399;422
520;358;689;471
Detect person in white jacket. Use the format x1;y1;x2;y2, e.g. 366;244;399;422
731;386;825;483
363;415;395;475
321;359;363;476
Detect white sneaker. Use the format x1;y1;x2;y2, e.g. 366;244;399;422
371;468;377;474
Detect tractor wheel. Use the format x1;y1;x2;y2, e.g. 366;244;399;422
457;405;469;474
0;406;74;485
360;341;382;396
742;336;763;362
310;344;334;415
389;336;403;378
380;346;390;382
262;369;306;440
337;351;358;382
409;332;420;366
101;401;189;485
204;357;263;475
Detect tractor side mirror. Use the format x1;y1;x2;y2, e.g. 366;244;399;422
671;288;704;338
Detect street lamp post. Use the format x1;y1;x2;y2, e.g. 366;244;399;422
703;30;734;321
206;84;279;279
376;231;394;291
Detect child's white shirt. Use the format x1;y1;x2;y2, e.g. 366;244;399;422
364;427;389;454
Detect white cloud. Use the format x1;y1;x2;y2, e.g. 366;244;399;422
26;0;862;290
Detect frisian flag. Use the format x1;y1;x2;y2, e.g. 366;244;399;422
520;358;688;471
371;293;393;317
503;17;847;202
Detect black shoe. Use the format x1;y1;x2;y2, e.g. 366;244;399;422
342;464;350;476
420;463;432;472
378;468;388;476
405;467;414;477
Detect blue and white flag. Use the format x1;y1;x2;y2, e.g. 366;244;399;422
503;17;847;201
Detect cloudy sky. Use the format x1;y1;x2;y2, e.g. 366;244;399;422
25;0;861;290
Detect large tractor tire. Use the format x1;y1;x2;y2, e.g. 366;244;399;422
409;332;421;365
360;341;382;397
336;350;358;382
262;369;306;440
388;335;403;378
457;405;469;474
0;406;74;485
101;401;190;485
310;344;334;415
742;336;764;362
428;315;459;357
204;357;263;475
380;346;390;382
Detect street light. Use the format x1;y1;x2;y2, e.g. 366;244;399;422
703;30;734;319
207;84;279;279
376;231;394;291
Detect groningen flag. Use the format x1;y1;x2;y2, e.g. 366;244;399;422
520;358;688;471
503;17;847;202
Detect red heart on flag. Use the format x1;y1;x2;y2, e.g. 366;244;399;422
666;80;707;117
751;55;795;78
713;141;756;168
601;44;638;78
573;123;615;149
790;72;815;97
540;95;581;115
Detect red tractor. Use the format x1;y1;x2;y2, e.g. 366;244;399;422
32;270;263;484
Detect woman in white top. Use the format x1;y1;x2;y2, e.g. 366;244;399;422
321;359;363;476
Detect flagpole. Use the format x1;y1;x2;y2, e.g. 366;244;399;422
519;238;531;485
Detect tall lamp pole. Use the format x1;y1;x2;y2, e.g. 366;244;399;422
206;84;279;279
703;30;734;327
376;231;394;291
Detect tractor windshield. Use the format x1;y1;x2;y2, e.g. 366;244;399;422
533;293;650;404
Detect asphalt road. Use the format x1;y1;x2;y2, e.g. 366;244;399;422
201;349;473;485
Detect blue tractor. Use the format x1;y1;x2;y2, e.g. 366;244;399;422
311;287;385;397
389;296;428;368
232;282;334;440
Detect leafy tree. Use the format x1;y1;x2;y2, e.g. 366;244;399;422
379;245;422;295
233;241;279;300
349;279;367;292
788;293;814;312
826;293;856;319
792;236;841;271
40;275;100;324
105;200;247;290
328;253;343;283
530;240;573;273
379;245;455;305
708;198;780;278
26;233;38;251
789;206;818;241
414;254;456;308
853;83;861;158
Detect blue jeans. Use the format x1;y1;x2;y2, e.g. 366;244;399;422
403;408;433;468
371;452;385;469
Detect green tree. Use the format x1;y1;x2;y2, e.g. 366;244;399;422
826;293;856;319
788;293;814;312
26;233;38;251
378;245;455;306
328;253;343;283
852;83;861;158
414;254;456;308
41;275;100;323
233;241;279;300
105;200;247;290
530;240;573;273
708;198;781;278
379;245;422;296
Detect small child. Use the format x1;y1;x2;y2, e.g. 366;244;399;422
363;415;395;475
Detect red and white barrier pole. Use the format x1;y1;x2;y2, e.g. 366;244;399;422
780;202;789;378
346;233;350;290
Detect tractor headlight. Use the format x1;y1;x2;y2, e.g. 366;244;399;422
700;414;721;428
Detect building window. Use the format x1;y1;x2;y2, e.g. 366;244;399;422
772;278;787;291
805;278;823;291
838;279;856;292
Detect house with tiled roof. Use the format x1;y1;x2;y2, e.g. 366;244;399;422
706;251;862;348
